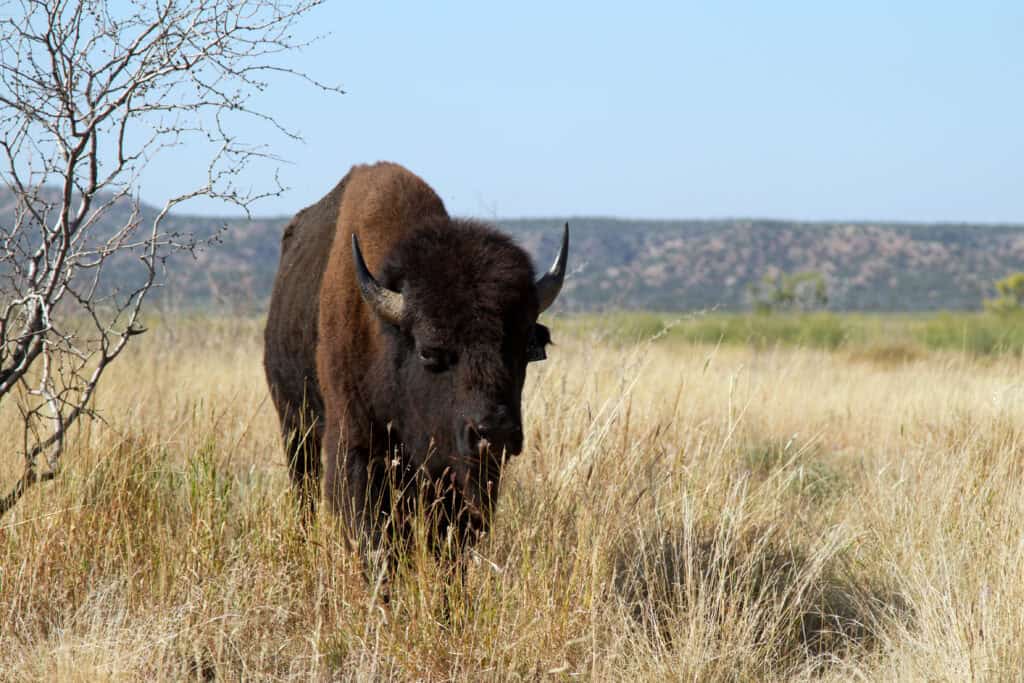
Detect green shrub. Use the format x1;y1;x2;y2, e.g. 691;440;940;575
559;311;1024;357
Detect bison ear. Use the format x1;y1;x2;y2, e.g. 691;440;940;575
352;234;405;325
536;223;568;314
526;323;551;362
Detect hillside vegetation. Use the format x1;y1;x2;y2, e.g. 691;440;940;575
4;189;1024;311
2;316;1023;679
158;216;1024;312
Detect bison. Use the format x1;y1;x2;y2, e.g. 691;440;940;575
263;161;567;575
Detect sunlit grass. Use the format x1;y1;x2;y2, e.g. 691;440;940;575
2;314;1023;679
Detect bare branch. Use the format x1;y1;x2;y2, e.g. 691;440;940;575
0;0;341;516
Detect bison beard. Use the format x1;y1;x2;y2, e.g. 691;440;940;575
263;162;567;586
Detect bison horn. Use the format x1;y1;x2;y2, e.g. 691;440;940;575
536;223;569;313
352;234;405;325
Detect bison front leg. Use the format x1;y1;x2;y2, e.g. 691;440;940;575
324;427;397;599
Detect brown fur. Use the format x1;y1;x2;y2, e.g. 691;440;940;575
264;162;554;571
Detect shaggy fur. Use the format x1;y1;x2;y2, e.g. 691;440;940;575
263;162;554;570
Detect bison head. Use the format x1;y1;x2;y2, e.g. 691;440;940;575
352;219;567;528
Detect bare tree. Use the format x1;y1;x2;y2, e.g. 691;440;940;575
0;0;340;516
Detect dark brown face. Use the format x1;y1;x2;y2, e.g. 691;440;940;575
397;315;549;521
408;318;553;459
354;218;567;522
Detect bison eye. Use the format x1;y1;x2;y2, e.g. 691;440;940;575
418;346;454;372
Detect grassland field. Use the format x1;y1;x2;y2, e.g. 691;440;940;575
1;312;1023;680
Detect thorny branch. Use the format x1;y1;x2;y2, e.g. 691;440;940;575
0;0;341;517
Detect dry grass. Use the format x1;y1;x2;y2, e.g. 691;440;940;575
2;316;1023;680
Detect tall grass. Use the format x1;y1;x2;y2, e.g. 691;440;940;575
1;315;1023;679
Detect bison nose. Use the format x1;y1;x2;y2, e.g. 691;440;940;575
465;409;523;456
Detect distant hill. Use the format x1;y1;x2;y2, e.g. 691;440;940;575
165;214;1024;313
4;190;1024;312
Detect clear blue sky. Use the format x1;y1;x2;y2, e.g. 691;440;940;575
147;1;1024;223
